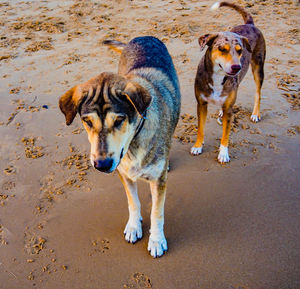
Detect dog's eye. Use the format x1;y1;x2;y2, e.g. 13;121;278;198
235;45;243;55
218;46;227;53
83;118;93;128
114;116;126;128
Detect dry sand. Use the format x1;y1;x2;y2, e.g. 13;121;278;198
0;0;299;288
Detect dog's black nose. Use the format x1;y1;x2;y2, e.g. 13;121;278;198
231;64;241;73
93;158;113;173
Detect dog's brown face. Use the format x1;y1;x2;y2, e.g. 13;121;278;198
199;32;252;76
59;72;151;173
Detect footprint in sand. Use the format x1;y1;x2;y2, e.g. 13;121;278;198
124;272;153;289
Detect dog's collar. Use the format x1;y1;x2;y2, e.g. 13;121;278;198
221;76;228;85
134;111;147;138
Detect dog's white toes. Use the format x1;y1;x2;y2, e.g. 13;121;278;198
124;219;143;244
217;109;223;125
218;145;230;163
190;146;203;155
148;236;168;258
218;109;223;118
250;114;261;123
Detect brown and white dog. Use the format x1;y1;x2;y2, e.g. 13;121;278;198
59;36;181;257
191;1;266;163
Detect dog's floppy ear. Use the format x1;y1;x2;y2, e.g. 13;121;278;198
198;33;218;51
119;81;152;118
59;86;83;125
241;36;252;53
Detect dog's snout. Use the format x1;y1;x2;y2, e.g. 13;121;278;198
231;64;241;73
93;158;113;173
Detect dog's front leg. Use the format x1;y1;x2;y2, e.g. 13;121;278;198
191;99;208;155
148;172;168;258
118;173;143;244
218;91;237;163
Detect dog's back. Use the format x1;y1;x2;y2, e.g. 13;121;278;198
104;37;180;125
120;36;180;130
119;37;178;86
120;37;180;124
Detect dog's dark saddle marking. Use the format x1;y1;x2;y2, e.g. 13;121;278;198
119;36;179;89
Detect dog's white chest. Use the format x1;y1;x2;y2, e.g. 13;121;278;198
118;149;165;182
201;69;227;106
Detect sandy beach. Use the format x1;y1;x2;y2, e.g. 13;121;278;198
0;0;299;288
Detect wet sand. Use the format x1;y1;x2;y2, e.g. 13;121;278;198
0;0;299;288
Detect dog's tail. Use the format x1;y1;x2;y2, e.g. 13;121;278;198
211;1;254;25
103;40;127;54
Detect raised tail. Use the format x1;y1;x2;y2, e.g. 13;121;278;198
102;40;127;54
211;1;254;25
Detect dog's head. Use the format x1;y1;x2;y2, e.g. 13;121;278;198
198;32;252;76
59;72;151;173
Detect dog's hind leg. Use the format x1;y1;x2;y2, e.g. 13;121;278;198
119;173;143;244
148;171;168;258
250;46;265;123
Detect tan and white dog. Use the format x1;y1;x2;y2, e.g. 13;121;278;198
59;36;181;257
191;1;266;163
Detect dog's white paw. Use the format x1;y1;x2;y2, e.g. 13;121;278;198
190;146;203;155
217;117;223;125
148;235;168;258
124;218;143;244
217;109;223;125
250;114;261;123
218;145;230;163
218;109;223;118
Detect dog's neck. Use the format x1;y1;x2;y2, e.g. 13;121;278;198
209;64;227;94
203;49;227;94
200;56;229;106
133;113;146;138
